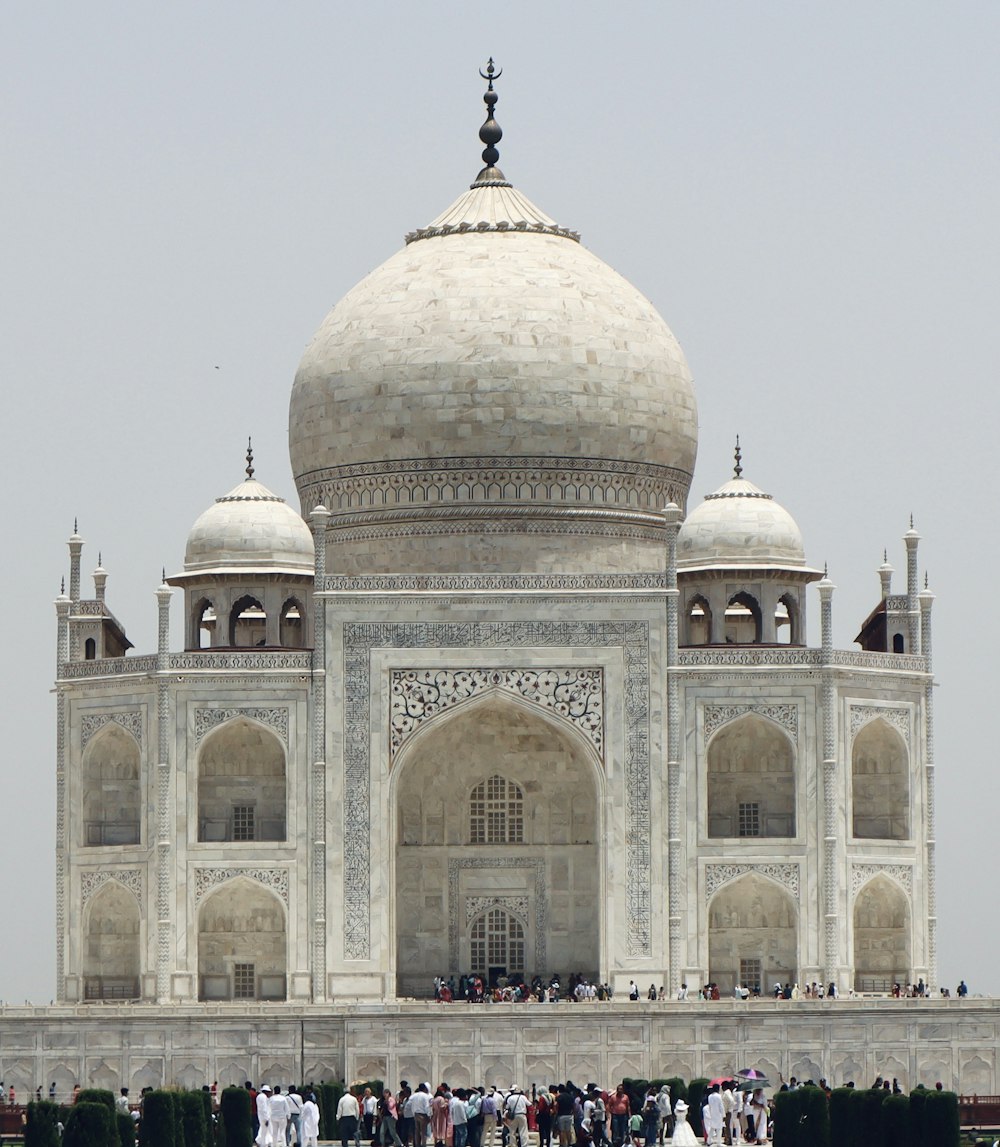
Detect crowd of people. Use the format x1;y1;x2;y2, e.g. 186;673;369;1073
329;1080;771;1147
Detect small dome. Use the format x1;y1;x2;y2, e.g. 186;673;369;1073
183;476;314;575
678;474;809;572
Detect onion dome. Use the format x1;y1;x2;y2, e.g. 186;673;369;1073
181;443;314;576
288;61;698;575
677;441;817;573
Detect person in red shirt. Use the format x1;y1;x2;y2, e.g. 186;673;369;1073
608;1086;630;1147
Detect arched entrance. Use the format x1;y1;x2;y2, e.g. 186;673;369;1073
393;695;601;998
83;880;140;1000
852;719;909;839
707;715;795;838
708;873;798;994
198;878;286;1000
82;723;141;847
853;876;910;992
198;718;286;843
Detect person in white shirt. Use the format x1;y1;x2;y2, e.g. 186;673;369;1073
287;1087;304;1146
705;1087;724;1146
269;1087;290;1147
410;1084;432;1147
505;1087;529;1147
301;1095;320;1147
256;1087;273;1147
338;1091;361;1147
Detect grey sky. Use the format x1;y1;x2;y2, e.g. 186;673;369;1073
2;1;995;1002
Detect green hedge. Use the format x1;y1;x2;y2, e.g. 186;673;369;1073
771;1090;796;1147
118;1113;137;1147
924;1090;960;1147
686;1080;708;1137
908;1087;927;1147
828;1088;853;1147
76;1090;121;1147
220;1088;252;1147
25;1101;62;1147
142;1091;178;1147
880;1094;909;1147
63;1102;112;1147
664;1078;686;1105
181;1092;208;1147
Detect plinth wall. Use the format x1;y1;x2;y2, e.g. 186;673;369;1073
0;999;996;1096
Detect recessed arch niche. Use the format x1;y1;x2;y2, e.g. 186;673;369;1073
707;714;795;838
197;718;286;843
83;880;140;1000
708;873;798;994
852;719;909;839
197;878;286;1000
853;876;910;991
392;693;601;998
82;723;141;847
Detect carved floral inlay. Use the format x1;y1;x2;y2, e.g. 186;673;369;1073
81;711;143;748
194;707;289;746
703;704;798;743
851;863;912;896
850;705;910;745
193;867;289;905
705;862;800;901
390;668;604;759
81;868;143;904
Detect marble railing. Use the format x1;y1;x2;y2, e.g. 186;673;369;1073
61;650;313;678
677;648;929;672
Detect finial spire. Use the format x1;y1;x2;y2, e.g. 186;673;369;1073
909;512;914;529
73;517;78;534
924;571;929;588
61;577;65;595
245;437;254;480
733;435;743;479
883;548;888;562
476;58;504;181
162;566;166;583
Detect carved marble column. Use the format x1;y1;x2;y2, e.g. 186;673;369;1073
54;587;71;999
904;524;920;654
154;580;173;1001
309;505;331;1002
817;574;839;985
68;526;83;662
663;502;683;992
919;582;936;986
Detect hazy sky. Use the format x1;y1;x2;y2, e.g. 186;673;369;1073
2;1;997;1002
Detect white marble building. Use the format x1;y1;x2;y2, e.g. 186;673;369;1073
47;65;941;1051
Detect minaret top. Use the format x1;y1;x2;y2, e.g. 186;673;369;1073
245;437;255;481
475;58;506;186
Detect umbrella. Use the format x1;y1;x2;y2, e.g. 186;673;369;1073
737;1078;771;1092
737;1069;768;1080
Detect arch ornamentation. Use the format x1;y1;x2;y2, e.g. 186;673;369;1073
850;705;910;745
193;867;289;907
851;863;913;898
81;868;143;905
449;857;546;974
465;895;529;927
81;711;143;749
703;703;798;744
705;862;800;902
389;667;604;761
194;707;289;746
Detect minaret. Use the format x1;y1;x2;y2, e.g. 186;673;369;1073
663;501;683;992
919;576;936;986
93;555;108;606
67;522;83;661
54;580;72;999
817;569;840;986
154;574;173;1002
878;550;893;601
308;503;331;1001
904;518;920;653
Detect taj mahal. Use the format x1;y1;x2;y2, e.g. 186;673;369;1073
2;65;996;1097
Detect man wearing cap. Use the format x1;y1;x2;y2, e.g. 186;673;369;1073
256;1087;273;1147
504;1088;528;1147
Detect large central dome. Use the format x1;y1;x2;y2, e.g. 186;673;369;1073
289;72;698;576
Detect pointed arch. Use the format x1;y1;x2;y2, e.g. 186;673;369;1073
708;873;798;996
198;717;286;843
469;774;525;844
279;596;307;648
853;875;911;992
852;718;909;839
726;591;762;644
684;593;712;646
707;713;795;838
83;879;140;1000
193;597;216;649
82;721;141;847
229;594;267;647
197;877;286;1000
776;592;800;644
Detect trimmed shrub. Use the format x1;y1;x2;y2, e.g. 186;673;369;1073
63;1102;112;1147
880;1094;909;1147
172;1093;185;1147
118;1113;137;1147
770;1089;796;1147
181;1092;207;1147
25;1101;62;1147
828;1088;853;1147
142;1090;178;1147
799;1086;829;1147
686;1080;708;1137
76;1090;121;1147
908;1086;927;1147
220;1088;252;1147
924;1090;960;1147
318;1083;339;1140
